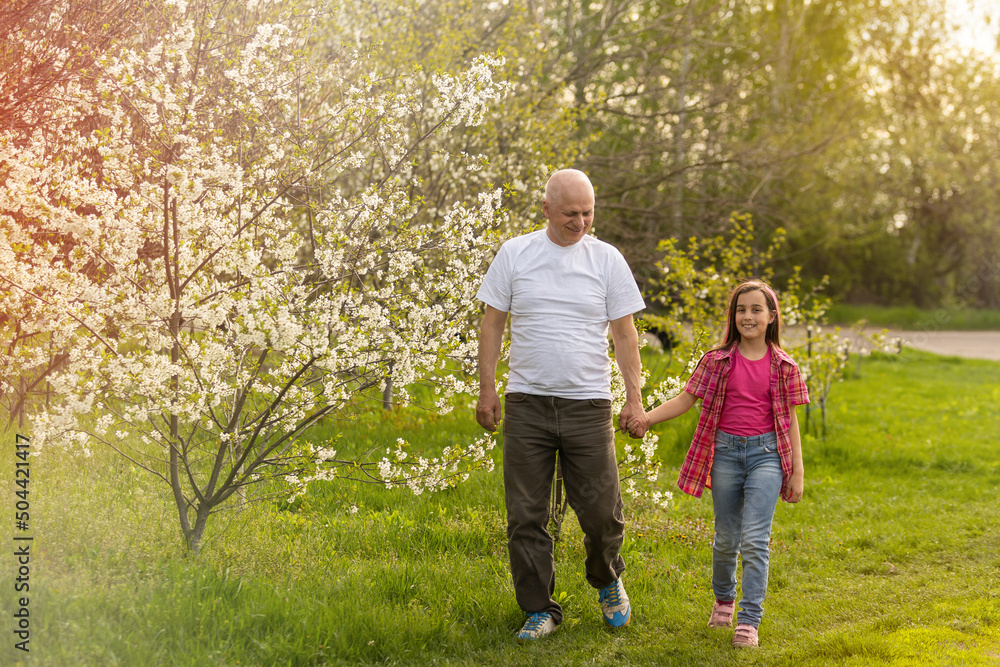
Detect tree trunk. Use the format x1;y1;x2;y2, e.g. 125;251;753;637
186;505;211;554
382;362;394;410
549;455;569;542
164;186;194;549
671;1;694;236
168;309;192;547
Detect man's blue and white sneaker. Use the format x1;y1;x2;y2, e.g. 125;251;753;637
598;578;631;628
516;612;557;643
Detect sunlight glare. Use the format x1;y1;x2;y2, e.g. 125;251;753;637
945;0;999;57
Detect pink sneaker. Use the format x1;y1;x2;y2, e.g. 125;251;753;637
732;623;759;648
707;601;735;628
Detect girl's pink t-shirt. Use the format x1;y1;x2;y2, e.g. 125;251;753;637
717;346;774;436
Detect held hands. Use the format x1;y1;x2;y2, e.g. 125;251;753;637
618;402;649;439
476;387;502;432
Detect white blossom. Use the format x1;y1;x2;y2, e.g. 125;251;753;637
4;1;514;546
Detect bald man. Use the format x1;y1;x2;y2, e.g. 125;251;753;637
476;169;647;642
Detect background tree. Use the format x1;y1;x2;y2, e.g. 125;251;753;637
314;0;590;407
518;0;1000;308
850;0;1000;306
329;0;586;230
6;0;510;552
0;0;143;422
0;0;141;133
768;0;1000;307
528;0;876;289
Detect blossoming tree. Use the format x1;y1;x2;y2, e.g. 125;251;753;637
0;0;144;422
641;212;899;441
2;0;511;552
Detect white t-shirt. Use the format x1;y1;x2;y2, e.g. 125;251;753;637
476;230;645;399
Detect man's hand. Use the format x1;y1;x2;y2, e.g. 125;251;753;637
476;305;508;432
618;401;648;439
609;314;647;439
476;387;503;432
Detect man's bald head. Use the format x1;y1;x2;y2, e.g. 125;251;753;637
542;169;596;247
544;169;595;206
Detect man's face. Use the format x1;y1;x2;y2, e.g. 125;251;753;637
543;179;595;247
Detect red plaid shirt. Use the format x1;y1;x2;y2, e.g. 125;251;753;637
677;343;809;502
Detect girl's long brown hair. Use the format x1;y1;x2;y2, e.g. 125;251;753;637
710;279;783;352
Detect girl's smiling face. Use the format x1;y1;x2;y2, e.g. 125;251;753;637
734;289;775;342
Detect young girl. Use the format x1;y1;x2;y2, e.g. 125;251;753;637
630;279;808;648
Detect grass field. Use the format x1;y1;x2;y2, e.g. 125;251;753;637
2;348;999;666
826;303;1000;331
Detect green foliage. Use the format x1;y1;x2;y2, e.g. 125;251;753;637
642;212;862;438
645;212;786;345
796;327;850;438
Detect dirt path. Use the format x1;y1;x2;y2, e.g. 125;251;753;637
781;326;1000;361
783;327;1000;361
875;330;1000;361
649;327;1000;361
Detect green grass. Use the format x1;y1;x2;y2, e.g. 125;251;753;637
826;303;1000;331
2;349;1000;665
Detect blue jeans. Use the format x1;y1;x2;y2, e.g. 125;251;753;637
710;429;783;628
